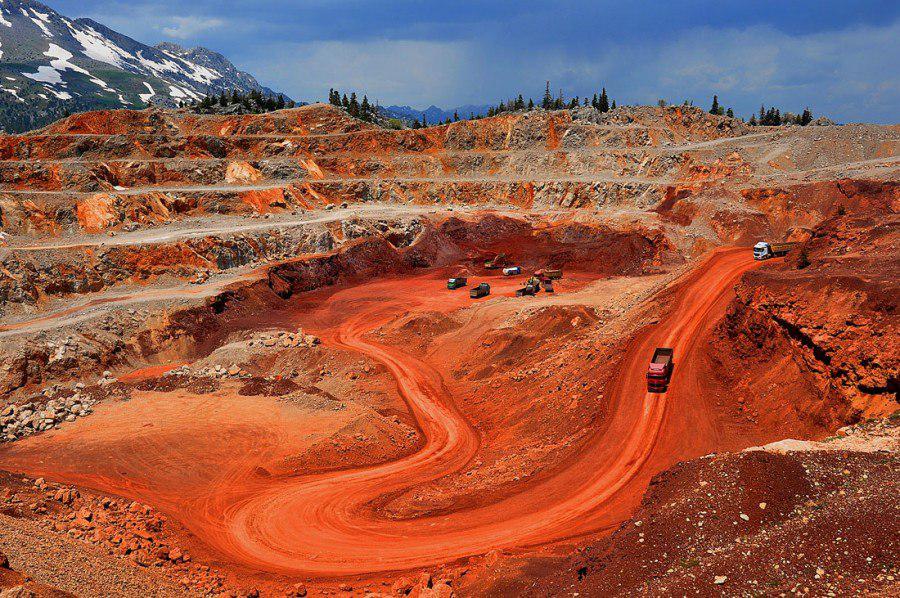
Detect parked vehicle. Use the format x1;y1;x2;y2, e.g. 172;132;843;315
447;277;467;290
753;241;796;260
470;282;491;298
543;280;554;293
502;266;522;276
647;347;674;392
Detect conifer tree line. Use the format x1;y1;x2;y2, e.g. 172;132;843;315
707;94;813;126
186;89;295;114
747;104;813;126
328;88;377;122
483;82;616;118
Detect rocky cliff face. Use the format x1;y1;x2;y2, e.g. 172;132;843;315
715;206;898;425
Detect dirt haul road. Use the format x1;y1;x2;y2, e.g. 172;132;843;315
0;248;759;578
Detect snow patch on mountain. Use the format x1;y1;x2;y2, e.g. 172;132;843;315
26;7;53;37
1;86;23;102
23;43;88;88
139;81;155;102
70;23;129;68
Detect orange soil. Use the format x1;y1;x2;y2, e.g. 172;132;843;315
0;249;761;579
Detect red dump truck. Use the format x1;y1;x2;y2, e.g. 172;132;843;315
647;347;674;392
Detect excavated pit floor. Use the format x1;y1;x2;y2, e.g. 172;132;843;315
0;246;833;592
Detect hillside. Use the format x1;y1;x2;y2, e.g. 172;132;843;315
0;102;896;596
0;0;289;132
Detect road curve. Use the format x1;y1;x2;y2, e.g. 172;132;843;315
191;247;759;575
0;247;758;577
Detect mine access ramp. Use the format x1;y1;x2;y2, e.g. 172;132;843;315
647;347;674;392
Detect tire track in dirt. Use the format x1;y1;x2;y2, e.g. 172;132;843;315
0;248;758;577
198;248;758;575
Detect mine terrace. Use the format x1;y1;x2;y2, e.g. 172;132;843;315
0;102;897;597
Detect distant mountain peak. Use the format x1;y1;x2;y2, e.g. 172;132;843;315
0;0;290;132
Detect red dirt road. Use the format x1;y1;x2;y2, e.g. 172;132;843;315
0;248;759;578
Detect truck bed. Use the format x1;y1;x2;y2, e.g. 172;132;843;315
651;348;674;364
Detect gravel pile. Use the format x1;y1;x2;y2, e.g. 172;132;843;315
1;383;103;442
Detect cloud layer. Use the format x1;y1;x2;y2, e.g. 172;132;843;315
53;0;900;122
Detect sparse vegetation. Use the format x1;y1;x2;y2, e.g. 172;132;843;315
328;88;378;122
188;89;294;115
748;104;815;126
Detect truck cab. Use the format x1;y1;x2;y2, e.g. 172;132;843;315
502;266;522;276
753;242;773;260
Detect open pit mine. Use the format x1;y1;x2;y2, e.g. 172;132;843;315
0;103;896;597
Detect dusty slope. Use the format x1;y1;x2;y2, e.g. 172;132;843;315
0;249;797;577
496;418;899;597
0;103;896;596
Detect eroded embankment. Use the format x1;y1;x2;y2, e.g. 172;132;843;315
0;212;675;397
707;206;898;430
0;248;765;580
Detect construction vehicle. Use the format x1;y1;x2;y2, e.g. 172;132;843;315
447;277;467;290
484;253;506;270
470;282;491;298
753;241;796;260
647;347;674;392
534;268;562;281
543;280;554;293
515;276;542;297
503;266;522;276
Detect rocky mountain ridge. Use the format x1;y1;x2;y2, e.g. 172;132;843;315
0;0;288;132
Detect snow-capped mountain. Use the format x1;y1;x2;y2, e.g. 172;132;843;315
0;0;289;132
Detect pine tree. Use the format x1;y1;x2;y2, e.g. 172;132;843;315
218;91;227;107
611;99;616;110
599;88;609;112
453;111;459;121
726;107;734;118
342;94;349;109
527;98;534;110
591;93;599;109
710;95;719;115
749;114;758;126
569;96;578;109
361;95;371;120
759;104;766;123
800;107;812;126
277;94;286;110
348;92;360;117
553;89;564;109
421;112;427;127
542;81;553;109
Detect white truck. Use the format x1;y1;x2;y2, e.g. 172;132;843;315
753;241;796;260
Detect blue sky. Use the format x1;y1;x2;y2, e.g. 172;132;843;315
52;0;900;122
